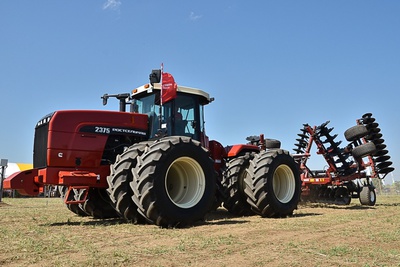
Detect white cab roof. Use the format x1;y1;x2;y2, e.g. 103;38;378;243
132;83;211;104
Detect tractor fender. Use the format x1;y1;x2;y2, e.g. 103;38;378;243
3;168;41;196
227;144;260;158
209;140;227;173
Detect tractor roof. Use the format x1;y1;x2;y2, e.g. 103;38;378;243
132;83;212;104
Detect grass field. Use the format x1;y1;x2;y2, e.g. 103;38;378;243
1;195;399;267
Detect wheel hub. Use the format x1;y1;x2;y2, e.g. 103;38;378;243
165;157;205;208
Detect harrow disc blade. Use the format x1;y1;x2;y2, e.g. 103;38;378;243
366;122;379;129
377;167;394;174
322;135;338;143
369;127;381;133
375;144;387;150
297;133;309;139
373;138;385;145
374;155;391;162
296;138;308;145
323;127;334;134
362;117;376;124
374;149;388;156
294;143;307;149
377;161;393;170
362;113;373;118
366;133;383;140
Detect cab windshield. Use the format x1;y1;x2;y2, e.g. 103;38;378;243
134;92;203;140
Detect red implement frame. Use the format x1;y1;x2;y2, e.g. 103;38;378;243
293;123;377;199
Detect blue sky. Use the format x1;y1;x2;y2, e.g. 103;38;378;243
1;1;399;183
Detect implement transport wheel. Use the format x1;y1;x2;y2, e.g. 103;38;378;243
352;142;376;159
344;125;369;142
359;186;376;206
106;142;149;223
222;153;256;216
244;149;301;218
131;136;216;228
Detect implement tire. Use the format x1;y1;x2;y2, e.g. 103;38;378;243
106;142;149;223
359;186;376;206
244;149;301;218
344;125;369;142
352;142;376;159
222;153;255;216
131;136;216;227
344;125;369;141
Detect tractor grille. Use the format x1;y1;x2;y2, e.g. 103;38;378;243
33;112;54;168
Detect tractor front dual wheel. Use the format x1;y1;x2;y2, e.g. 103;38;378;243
80;188;120;219
106;142;150;223
131;136;216;228
58;186;88;217
244;149;301;217
58;186;118;219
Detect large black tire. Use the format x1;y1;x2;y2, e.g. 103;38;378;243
130;136;216;227
352;142;376;159
81;188;120;219
58;186;89;216
244;149;301;218
222;153;255;216
359;186;376;206
265;139;281;149
106;142;149;223
344;125;369;141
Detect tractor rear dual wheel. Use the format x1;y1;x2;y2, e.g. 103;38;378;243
244;149;301;218
222;153;255;216
130;136;216;228
59;185;117;219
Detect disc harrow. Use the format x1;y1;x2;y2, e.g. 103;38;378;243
293;113;394;206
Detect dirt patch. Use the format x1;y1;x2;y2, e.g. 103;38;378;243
0;202;10;207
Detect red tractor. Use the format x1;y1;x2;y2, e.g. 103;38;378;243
4;69;301;227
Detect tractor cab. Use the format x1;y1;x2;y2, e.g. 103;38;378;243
131;82;213;147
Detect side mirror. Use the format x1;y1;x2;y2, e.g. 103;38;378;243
149;69;161;85
101;94;109;106
131;100;139;113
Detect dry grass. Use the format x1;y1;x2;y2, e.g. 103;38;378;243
1;195;400;267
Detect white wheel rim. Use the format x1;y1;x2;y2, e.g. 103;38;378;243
272;164;296;203
165;157;205;208
370;190;376;203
